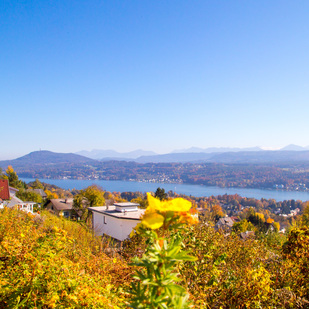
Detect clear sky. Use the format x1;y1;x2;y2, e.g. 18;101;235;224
1;1;309;160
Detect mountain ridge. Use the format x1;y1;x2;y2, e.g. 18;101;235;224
76;149;157;160
2;147;309;171
75;145;309;160
0;150;95;169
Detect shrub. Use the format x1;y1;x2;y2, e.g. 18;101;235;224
0;208;130;308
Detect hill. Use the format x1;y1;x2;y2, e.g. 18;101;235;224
0;150;96;169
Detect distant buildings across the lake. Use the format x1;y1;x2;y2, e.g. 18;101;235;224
20;178;309;202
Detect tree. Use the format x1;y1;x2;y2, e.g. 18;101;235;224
248;213;268;233
16;190;42;204
30;179;44;189
211;204;225;221
154;187;167;201
45;190;59;200
232;219;255;233
301;202;309;226
3;166;24;189
73;185;105;221
131;196;148;209
81;185;105;207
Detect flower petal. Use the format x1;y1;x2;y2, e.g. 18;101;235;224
142;212;164;230
146;193;192;212
165;198;192;212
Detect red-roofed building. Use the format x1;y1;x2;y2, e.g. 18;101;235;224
0;179;10;200
0;179;10;209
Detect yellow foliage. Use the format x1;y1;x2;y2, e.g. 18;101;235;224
256;212;265;222
5;165;14;174
273;221;280;232
45;189;59;199
266;217;274;224
0;208;130;308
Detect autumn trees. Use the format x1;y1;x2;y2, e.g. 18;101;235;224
73;185;105;220
0;166;25;189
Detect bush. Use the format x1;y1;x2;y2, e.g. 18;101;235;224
0;208;131;308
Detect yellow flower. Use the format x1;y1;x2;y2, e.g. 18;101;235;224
142;211;164;230
141;193;197;229
147;193;191;212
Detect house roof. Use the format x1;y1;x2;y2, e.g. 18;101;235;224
0;179;10;200
114;202;140;207
5;196;35;208
9;186;19;192
89;205;145;221
215;217;235;228
33;189;47;197
9;186;19;196
240;231;255;239
49;198;74;211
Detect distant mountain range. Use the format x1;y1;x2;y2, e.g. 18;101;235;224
1;149;309;191
135;150;309;164
171;146;264;153
76;149;157;160
75;144;309;162
1;146;309;172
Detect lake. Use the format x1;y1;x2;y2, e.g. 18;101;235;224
20;178;309;202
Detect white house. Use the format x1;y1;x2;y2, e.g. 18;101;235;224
6;196;36;213
89;202;145;241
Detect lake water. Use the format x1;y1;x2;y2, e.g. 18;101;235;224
20;178;309;202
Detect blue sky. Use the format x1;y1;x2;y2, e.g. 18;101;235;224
1;1;309;159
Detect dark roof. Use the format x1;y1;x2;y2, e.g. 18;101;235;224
0;179;10;200
49;198;74;211
33;189;47;198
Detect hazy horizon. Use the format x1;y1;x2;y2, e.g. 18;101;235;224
2;143;309;161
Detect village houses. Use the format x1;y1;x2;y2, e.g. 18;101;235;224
0;179;35;213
